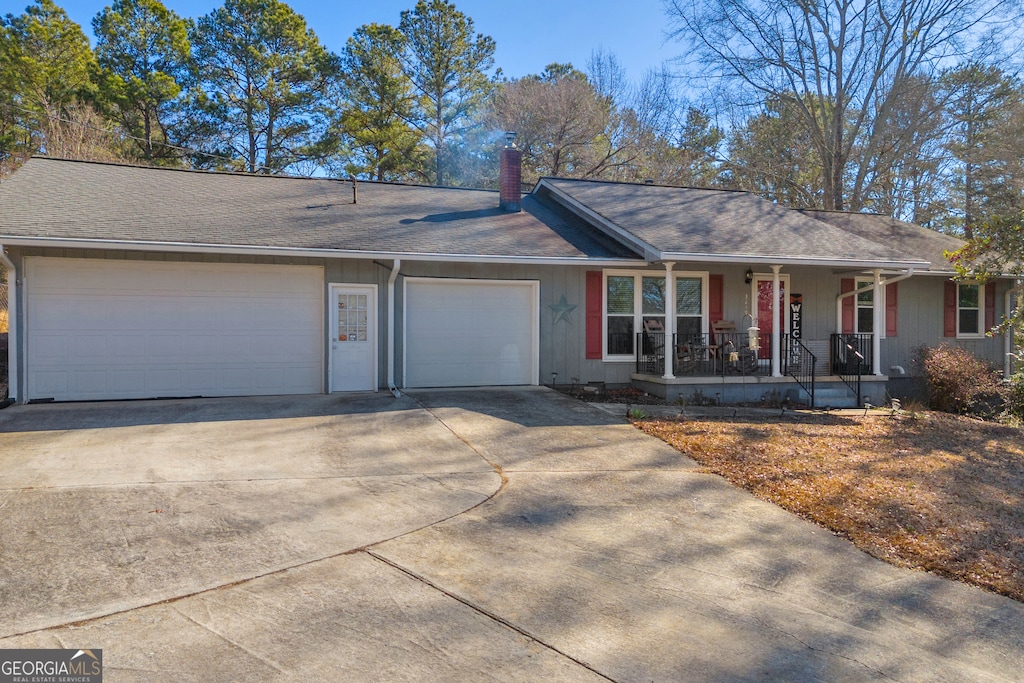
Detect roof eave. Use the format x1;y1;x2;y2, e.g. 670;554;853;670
0;235;648;267
657;251;931;270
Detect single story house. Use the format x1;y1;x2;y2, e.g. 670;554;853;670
0;145;1012;407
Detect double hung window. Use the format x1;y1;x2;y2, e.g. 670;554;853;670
957;283;982;336
604;271;707;359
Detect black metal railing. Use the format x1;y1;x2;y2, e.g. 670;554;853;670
636;331;775;377
830;333;871;406
635;331;667;374
784;336;817;407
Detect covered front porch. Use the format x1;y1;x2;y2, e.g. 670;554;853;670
631;330;886;408
598;258;917;405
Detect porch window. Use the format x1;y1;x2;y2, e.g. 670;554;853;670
676;277;702;338
606;275;635;355
958;283;982;336
641;276;666;335
604;271;707;359
855;279;874;334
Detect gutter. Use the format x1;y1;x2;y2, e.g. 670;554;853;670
659;252;931;271
0;245;17;404
387;259;401;397
0;236;648;268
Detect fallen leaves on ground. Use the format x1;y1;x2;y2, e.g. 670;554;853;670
635;411;1024;602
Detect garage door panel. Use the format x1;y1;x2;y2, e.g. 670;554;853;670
26;258;324;401
405;279;537;388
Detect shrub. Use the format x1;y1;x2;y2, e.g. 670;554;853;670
1005;372;1024;420
919;344;1002;415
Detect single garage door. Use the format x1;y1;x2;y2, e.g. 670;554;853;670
404;278;539;388
26;258;324;401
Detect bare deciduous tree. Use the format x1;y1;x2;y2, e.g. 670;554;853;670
666;0;1016;211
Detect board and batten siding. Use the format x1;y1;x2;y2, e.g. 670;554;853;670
881;275;1008;377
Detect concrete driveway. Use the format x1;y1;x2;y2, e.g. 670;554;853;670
1;389;1022;681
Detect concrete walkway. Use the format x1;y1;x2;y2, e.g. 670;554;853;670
1;389;1022;681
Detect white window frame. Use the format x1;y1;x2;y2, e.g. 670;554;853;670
674;272;709;339
854;278;874;335
849;276;890;339
956;281;984;338
603;270;709;361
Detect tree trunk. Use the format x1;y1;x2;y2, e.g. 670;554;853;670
143;108;153;160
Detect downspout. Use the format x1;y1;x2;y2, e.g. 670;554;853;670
387;259;401;397
662;261;675;380
872;270;883;376
0;246;18;404
835;268;915;346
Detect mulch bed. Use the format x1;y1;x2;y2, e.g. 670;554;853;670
635;411;1024;602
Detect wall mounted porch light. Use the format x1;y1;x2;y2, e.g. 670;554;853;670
744;268;754;284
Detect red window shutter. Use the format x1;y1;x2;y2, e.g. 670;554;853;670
985;282;996;332
841;278;855;334
885;282;898;337
585;271;603;359
944;280;957;337
709;274;724;324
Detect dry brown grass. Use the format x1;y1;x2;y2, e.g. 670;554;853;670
0;309;7;333
636;412;1024;601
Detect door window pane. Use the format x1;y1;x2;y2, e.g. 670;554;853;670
338;294;368;342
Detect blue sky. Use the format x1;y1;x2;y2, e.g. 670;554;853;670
26;0;682;82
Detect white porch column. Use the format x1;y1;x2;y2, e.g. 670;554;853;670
662;261;675;380
872;269;883;376
771;265;783;377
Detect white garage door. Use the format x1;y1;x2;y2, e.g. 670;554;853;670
404;278;539;388
26;258;324;401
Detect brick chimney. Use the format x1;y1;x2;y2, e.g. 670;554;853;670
499;131;522;212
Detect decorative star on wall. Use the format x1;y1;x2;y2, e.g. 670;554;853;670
549;294;578;323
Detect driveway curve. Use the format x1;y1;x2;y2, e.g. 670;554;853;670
0;394;499;636
2;388;1023;682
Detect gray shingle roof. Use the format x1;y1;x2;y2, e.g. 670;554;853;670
0;157;640;261
541;178;931;268
800;210;964;274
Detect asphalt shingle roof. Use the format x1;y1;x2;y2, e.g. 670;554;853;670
0;158;640;261
800;210;965;274
542;178;931;267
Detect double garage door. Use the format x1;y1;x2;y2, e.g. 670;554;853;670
25;258;324;401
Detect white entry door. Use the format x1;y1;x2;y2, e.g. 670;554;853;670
330;284;377;392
